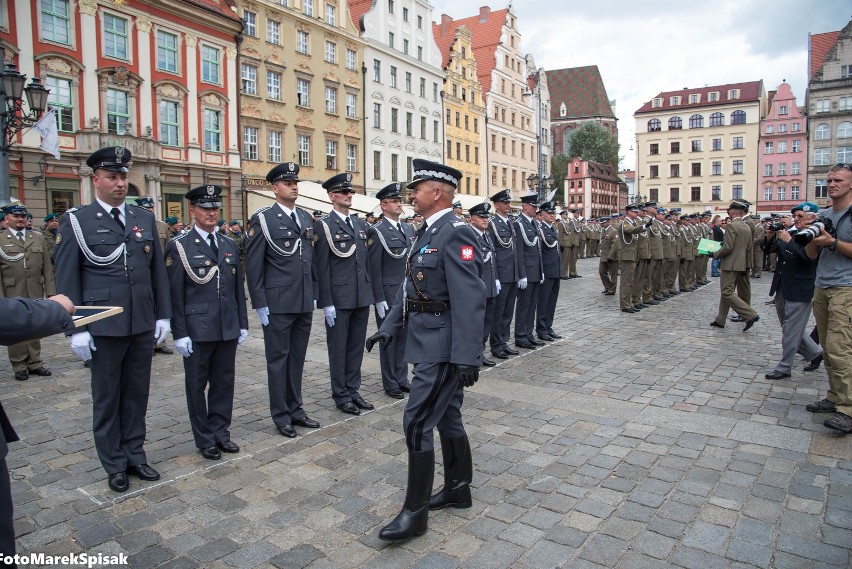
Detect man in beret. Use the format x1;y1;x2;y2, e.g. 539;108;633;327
165;185;248;460
54;146;172;492
535;201;563;341
366;158;484;542
487;189;521;360
513;194;544;348
166;217;182;238
246;162;320;439
314;173;374;416
42;213;60;262
710;199;759;331
135;196;175;356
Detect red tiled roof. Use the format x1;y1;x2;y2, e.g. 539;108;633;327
432;20;456;69
433;7;507;94
809;31;841;81
635;81;763;114
347;0;374;32
546;66;614;121
182;0;241;23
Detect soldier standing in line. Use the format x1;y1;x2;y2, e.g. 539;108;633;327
135;196;174;356
710;199;760;330
165;185;248;460
367;183;414;399
578;217;588;259
314;173;375;416
535;202;563;342
633;204;653;308
245;162;321;438
513;195;544;349
468;202;499;366
598;216;617;295
643;203;664;306
667;210;684;295
618;204;651;313
365;159;484;542
487;190;521;360
565;209;582;277
556;210;572;280
0;204;56;381
227;220;247;278
654;209;674;300
452;201;464;221
42;213;59;262
678;215;697;292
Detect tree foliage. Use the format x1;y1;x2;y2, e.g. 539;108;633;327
566;121;620;168
550;154;569;204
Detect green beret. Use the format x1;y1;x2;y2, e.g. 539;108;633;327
44;213;58;222
165;216;179;225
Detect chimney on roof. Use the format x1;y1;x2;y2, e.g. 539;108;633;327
479;6;490;21
441;13;452;26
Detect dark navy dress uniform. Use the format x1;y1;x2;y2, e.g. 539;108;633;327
245;162;318;434
535;202;563;339
54;147;171;483
470;202;499;362
166;186;248;452
513;195;544;346
367;183;414;396
487;190;520;357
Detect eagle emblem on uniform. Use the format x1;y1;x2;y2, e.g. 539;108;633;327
207;185;214;195
165;256;173;267
115;147;125;159
460;245;474;261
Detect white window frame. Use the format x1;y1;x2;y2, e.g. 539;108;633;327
326;140;337;170
267;71;281;100
813;148;830;166
201;44;221;84
267;20;281;45
345;92;357;118
159;99;179;147
304;0;314;16
346;49;356;71
347;143;357;172
45;75;75;133
243;10;257;37
296;78;310;107
297;31;310;55
326;4;336;25
241;64;257;95
325;86;337;114
244;126;259;160
298;134;311;166
269;131;282;163
325;41;336;64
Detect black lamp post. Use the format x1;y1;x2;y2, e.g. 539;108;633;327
1;46;50;208
526;173;554;203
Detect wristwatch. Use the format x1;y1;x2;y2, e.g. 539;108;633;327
829;238;839;251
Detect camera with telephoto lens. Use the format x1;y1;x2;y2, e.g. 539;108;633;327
768;221;786;231
794;218;834;245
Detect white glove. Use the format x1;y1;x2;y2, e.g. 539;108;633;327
70;331;96;361
314;300;318;310
324;305;336;327
154;319;171;344
541;272;545;284
238;329;249;346
376;300;389;319
518;278;528;290
175;337;193;358
256;306;270;326
495;279;501;295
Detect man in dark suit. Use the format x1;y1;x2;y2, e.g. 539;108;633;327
135;196;174;356
54;146;172;493
166;185;249;459
468;202;499;367
513;194;543;349
487;190;520;360
0;294;74;564
711;199;759;330
366;158;484;542
314;173;375;416
367;183;414;399
245;162;320;439
535;202;563;342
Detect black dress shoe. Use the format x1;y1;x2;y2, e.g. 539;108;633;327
646;300;660;306
201;446;222;460
108;472;129;492
386;389;404;399
154;345;173;355
29;367;52;376
710;321;725;328
804;354;823;372
278;424;298;437
337;402;360;415
529;338;546;346
502;346;519;356
765;371;791;380
621;308;638;313
482;358;496;367
547;332;564;339
126;464;160;481
561;276;570;280
216;440;240;453
84;359;91;368
537;334;555;342
352;396;374;410
399;384;411;393
743;315;760;332
515;340;536;349
293;417;320;428
14;371;28;381
491;349;508;359
635;303;648;309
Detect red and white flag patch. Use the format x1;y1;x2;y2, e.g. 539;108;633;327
460;245;474;261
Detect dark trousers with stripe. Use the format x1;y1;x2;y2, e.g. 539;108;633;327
403;362;465;452
326;306;369;405
264;312;311;428
514;281;540;341
489;282;517;350
183;339;237;449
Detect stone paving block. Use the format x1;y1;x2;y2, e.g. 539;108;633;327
681;521;731;553
461;539;525;569
631;530;676;559
670;544;729;569
775;534;849;565
578;533;629;567
725;537;772;567
410;552;460;569
518;539;574;568
498;522;543;548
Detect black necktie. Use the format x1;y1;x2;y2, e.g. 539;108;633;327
290;211;299;228
208;234;218;257
345;216;353;231
16;231;24;242
111;207;124;230
397;222;403;235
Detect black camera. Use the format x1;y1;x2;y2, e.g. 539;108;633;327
794;218;834;245
768;222;786;231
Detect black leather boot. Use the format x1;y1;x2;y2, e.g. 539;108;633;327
430;434;472;510
378;450;434;541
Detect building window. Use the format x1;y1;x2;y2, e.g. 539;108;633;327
267;20;281;44
816;99;830;113
792;162;800;175
346;93;357;118
840;97;852;111
418;45;423;60
792;140;801;152
711;138;722;151
473;118;479;133
689;94;700;104
778;141;787;153
417;14;423;28
267;71;281;100
670;164;680;177
732;185;743;199
325;41;336;64
403;39;409;54
474;147;479;164
106;89;129;134
649;143;659;155
709;112;724;127
815;123;830;140
764;141;773;154
764;187;772;201
298;134;310;166
203;109;221;152
157;30;178;72
838;121;852;139
708;91;719;102
648;118;661;132
691;140;702;152
779;124;787;133
297;31;310;54
433;83;438;102
201;45;220;84
269;131;282;163
241;64;257;95
347;144;357;172
814;147;830;166
103;14;129;59
730;110;746;124
670;188;679;202
304;0;313;16
649;165;659;178
390;66;397;88
649;188;659;202
791;185;800;200
732;137;743;149
815;179;828;198
405;72;412;93
326;140;337;169
766;125;774;134
45;76;74;132
326;4;336;25
433;120;439;143
388;0;394;13
373;103;381;128
346;49;356;71
391;108;398;133
778;163;787;175
691;163;701;176
325;87;337;114
712;161;721;175
792;121;801;131
388;31;394;48
668;117;682;130
689;114;703;128
406;112;413;136
732;160;744;174
764;164;772;176
159;100;179;146
420;77;426;97
446;140;452;159
711;186;721;201
670;142;680;154
777;186;786;201
244;127;259;160
838;147;852;163
373;59;381;82
652;98;662;108
391;154;399;180
691;187;701;202
373;151;381;179
296;78;310;106
670;96;681;106
420;116;426;139
41;0;71;44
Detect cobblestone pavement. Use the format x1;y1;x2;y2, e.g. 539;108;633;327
2;257;851;568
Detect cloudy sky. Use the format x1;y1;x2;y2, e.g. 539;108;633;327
427;0;848;170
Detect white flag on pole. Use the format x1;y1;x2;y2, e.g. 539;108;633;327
33;108;61;159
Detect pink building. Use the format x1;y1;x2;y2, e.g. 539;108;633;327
757;82;808;214
564;157;623;218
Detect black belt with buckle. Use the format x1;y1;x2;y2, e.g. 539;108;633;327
406;299;451;313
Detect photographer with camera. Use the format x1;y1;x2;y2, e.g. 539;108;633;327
762;203;823;380
803;163;852;434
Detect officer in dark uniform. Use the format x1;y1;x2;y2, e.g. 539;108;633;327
166;185;249;460
245;162;320;438
54;146;171;493
367;182;414;398
487;189;521;360
366;158;484;542
535;201;563;341
513;194;544;349
468;201;499;366
135;196;174;356
314;173;375;415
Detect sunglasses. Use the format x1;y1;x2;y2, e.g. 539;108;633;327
332;189;355;195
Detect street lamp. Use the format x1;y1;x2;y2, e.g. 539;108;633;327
523;66;552;203
1;46;50;208
526;173;554;202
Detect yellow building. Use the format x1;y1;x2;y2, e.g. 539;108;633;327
434;24;487;196
236;0;366;197
634;81;767;214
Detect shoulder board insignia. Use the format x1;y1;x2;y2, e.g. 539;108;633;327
55;232;62;244
248;227;256;238
452;221;466;227
220;234;235;242
253;206;272;217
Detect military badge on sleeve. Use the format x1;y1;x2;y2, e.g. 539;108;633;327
165;256;173;267
460;245;474;261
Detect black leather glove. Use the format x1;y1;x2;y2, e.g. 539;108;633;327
644;220;653;228
365;331;392;352
455;364;480;387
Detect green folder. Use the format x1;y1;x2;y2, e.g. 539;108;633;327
697;238;722;255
